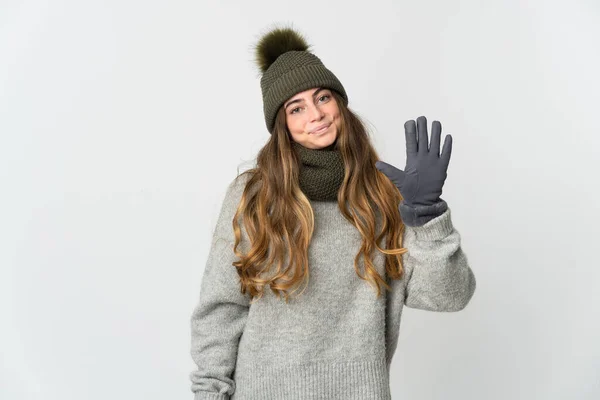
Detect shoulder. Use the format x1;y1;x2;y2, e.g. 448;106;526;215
224;170;253;198
220;170;256;212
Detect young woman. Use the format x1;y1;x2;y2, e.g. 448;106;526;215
189;26;476;400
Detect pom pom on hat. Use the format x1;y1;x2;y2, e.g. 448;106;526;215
254;26;311;74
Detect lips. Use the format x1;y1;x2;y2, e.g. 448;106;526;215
310;123;331;134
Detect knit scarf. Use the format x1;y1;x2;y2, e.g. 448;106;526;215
291;140;345;201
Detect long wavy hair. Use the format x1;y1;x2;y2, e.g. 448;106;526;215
231;90;408;303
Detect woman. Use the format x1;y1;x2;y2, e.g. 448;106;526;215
189;26;476;400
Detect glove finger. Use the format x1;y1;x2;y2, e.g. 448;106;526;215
416;116;429;154
441;134;453;169
404;120;418;157
430;120;442;157
375;160;406;188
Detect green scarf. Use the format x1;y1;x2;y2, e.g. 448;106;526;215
291;140;345;201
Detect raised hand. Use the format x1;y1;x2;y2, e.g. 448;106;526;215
376;116;452;207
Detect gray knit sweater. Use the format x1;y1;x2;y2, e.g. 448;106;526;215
189;174;476;400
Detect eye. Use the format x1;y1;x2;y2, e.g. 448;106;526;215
319;94;331;102
290;107;301;114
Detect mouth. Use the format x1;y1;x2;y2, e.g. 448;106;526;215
309;123;331;134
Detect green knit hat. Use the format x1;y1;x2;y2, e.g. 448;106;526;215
254;26;349;134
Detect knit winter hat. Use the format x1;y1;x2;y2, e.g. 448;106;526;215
254;26;349;133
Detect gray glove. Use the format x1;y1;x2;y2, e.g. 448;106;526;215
376;116;453;226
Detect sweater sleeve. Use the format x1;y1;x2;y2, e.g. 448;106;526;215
189;175;251;400
401;205;476;312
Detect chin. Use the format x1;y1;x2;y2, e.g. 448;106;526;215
308;134;336;149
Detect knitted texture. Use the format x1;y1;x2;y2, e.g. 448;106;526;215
189;174;477;399
260;50;348;133
292;140;344;201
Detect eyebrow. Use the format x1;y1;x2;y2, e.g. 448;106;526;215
284;87;328;110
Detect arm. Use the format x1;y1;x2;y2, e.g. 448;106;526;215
401;203;476;312
376;116;474;311
189;176;251;400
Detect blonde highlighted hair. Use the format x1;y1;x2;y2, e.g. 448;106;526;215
231;91;407;303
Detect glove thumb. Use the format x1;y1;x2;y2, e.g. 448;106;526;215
375;160;406;189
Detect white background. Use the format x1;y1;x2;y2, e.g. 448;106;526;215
1;0;599;399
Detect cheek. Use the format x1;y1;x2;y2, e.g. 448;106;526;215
286;115;306;135
331;109;341;129
327;103;341;121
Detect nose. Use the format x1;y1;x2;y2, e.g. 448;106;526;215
308;103;325;122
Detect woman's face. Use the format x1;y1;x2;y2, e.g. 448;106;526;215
284;87;341;149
